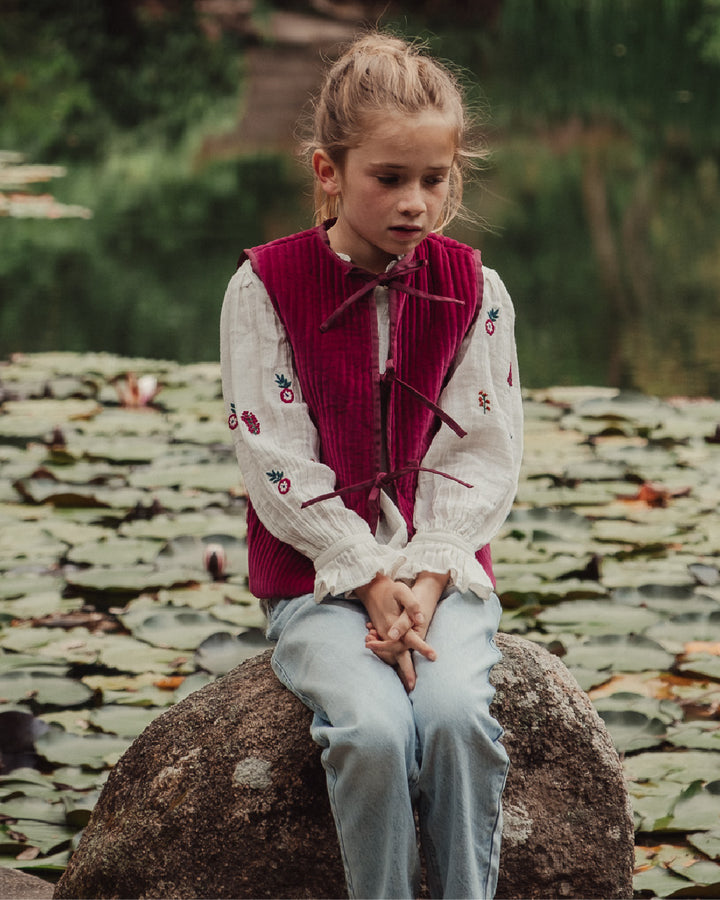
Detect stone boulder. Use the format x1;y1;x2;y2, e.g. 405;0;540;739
54;634;634;900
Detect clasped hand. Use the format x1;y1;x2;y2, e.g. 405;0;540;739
355;571;448;692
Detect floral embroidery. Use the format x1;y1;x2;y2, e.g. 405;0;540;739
485;308;499;335
227;402;239;430
478;391;491;413
275;374;295;404
507;364;513;387
241;410;261;434
267;469;291;494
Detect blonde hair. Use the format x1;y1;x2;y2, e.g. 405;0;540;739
306;31;485;229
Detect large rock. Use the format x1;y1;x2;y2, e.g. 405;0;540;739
0;868;54;900
54;635;634;900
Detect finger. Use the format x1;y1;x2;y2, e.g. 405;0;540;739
386;610;413;642
403;629;437;662
396;651;416;693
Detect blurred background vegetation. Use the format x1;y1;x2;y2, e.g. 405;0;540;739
1;0;719;396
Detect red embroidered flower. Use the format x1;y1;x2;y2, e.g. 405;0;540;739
241;410;261;434
228;402;239;430
267;469;291;494
275;374;295;404
507;365;513;387
478;391;491;413
485;308;499;335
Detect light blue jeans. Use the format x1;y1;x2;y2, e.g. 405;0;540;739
266;589;508;900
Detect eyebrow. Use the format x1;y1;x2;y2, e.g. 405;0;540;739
370;163;451;171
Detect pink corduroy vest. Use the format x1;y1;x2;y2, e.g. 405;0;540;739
239;221;494;599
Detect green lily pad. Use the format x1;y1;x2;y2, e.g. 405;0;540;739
0;848;72;871
65;564;197;595
35;726;132;769
119;605;242;650
666;721;720;752
0;573;64;601
669;780;720;832
127;462;241;493
537;600;661;635
689;829;720;861
647;610;720;649
118;512;247;541
0;669;94;707
0;795;67;825
88;704;163;737
561;633;676;675
66;537;163;567
625;751;720;787
678;653;720;680
194;629;271;675
596;708;668;754
632;861;693;898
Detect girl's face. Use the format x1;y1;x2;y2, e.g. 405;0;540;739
313;110;457;273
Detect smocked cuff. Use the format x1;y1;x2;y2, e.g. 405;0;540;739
395;531;494;600
313;534;406;603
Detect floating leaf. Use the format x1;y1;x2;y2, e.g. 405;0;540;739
66;537;163;567
35;726;132;769
669;781;720;832
537;600;661;635
87;705;163;738
595;708;668;754
194;630;271;675
561;634;676;675
0;669;94;707
65;564;197;595
689;829;720;861
119;605;242;650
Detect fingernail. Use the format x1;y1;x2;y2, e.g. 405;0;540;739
389;628;399;640
415;613;425;624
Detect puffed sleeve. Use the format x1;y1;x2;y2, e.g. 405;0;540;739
220;260;405;601
395;266;523;599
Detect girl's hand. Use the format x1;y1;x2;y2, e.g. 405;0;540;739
361;571;449;691
364;624;417;692
355;574;431;652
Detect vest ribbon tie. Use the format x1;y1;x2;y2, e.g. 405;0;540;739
319;257;463;333
301;460;473;525
382;361;467;438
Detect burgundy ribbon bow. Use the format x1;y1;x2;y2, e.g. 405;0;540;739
301;460;473;525
319;257;463;333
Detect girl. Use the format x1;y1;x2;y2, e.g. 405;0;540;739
221;31;523;900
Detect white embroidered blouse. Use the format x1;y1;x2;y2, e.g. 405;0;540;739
220;255;523;603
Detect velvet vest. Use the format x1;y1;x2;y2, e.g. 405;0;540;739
240;221;494;599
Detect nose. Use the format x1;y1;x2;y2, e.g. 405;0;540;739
398;183;426;216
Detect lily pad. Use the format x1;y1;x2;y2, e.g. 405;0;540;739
35;726;132;769
625;751;720;787
88;704;163;737
689;829;720;861
66;537;164;567
537;600;661;635
561;633;676;675
119;605;242;650
194;629;271;675
0;669;94;707
669;780;720;832
595;707;668;754
65;564;197;595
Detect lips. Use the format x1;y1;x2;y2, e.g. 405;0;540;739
390;225;423;235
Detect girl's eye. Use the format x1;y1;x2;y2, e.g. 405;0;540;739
425;176;446;186
376;175;399;185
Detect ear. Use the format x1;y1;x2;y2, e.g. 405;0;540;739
313;150;342;197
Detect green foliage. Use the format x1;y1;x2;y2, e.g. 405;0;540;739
0;0;242;159
0;151;303;362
